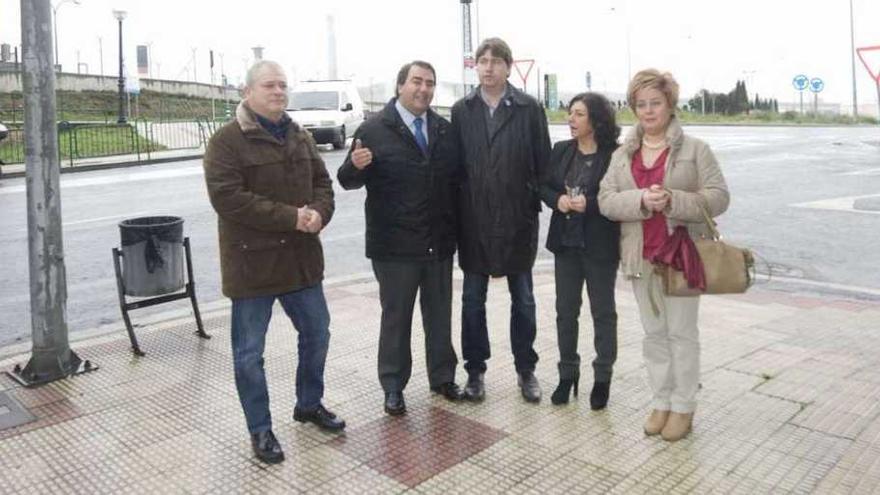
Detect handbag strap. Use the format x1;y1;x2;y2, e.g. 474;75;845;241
699;203;721;241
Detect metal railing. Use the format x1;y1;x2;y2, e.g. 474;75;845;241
0;118;222;170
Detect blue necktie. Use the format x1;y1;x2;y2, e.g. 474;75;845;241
413;117;428;155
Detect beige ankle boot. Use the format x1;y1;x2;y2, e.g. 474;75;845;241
661;412;693;441
643;409;670;436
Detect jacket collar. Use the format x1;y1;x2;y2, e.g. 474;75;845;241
235;101;298;138
380;97;442;129
622;115;684;157
379;98;444;153
464;82;531;108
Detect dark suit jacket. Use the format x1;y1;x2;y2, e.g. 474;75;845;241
337;99;460;261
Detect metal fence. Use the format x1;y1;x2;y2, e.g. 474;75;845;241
0;119;220;170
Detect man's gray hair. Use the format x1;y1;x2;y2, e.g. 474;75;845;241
245;60;285;87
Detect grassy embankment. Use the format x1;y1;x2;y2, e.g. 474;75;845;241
1;90;236;164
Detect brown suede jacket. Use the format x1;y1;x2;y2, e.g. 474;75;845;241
203;102;334;298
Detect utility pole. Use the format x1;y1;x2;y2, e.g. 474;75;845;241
10;0;92;387
460;0;476;95
98;36;103;76
209;49;216;123
849;0;858;117
191;47;197;82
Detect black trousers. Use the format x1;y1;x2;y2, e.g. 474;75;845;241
372;257;458;392
554;250;618;382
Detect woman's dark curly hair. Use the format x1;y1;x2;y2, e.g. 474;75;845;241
568;92;621;152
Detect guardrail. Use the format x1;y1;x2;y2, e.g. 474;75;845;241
0;119;221;170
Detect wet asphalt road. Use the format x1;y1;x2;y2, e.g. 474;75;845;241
0;124;878;346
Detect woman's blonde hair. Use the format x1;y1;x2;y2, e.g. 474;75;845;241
627;69;679;112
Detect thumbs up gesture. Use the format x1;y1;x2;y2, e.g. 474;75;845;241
350;138;373;170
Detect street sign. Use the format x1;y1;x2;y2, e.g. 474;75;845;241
809;78;824;93
792;74;809;91
855;45;880;122
512;59;535;93
856;45;880;82
544;73;558;109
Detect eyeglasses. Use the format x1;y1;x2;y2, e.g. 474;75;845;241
477;57;507;68
635;99;666;111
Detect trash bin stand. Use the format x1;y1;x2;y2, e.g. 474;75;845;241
112;237;210;357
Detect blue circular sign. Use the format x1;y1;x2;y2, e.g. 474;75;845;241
792;74;809;91
809;78;824;93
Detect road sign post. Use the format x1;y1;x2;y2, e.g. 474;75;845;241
793;74;809;115
809;77;824;114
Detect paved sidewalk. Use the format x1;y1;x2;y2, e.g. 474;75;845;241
2;266;880;494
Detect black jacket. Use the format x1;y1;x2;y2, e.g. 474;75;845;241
337;99;460;261
541;139;620;261
451;85;551;275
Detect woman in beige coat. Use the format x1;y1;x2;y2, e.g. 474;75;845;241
598;69;729;441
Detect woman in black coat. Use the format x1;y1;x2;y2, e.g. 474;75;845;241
540;93;621;409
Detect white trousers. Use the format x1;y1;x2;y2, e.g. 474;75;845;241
631;275;700;413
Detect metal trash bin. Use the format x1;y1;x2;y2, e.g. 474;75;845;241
119;216;185;297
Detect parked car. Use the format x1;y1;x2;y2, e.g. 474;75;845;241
286;80;365;149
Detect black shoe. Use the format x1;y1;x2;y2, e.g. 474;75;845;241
590;381;611;410
250;430;285;464
293;404;346;432
517;371;542;403
384;391;406;416
463;372;485;402
431;382;464;401
551;376;579;405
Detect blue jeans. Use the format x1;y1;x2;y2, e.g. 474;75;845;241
231;283;330;434
461;271;538;374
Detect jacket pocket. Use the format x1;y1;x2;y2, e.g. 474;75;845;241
233;237;288;289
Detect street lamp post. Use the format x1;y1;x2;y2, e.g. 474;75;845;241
113;9;127;124
52;0;81;71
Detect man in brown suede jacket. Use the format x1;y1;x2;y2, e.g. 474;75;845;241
203;60;344;465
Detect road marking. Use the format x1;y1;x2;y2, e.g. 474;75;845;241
0;166;204;195
64;212;151;227
792;194;880;215
12;211;154;233
841;168;880;176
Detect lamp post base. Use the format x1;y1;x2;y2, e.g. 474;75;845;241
6;349;98;388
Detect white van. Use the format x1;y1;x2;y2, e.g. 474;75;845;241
287;80;365;149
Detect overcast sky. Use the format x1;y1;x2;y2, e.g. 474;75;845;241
2;0;879;110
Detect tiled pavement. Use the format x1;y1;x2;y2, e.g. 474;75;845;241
2;267;880;494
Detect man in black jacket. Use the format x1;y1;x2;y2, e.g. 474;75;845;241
452;38;551;403
338;61;464;416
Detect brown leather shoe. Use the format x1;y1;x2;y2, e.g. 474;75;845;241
660;412;693;441
643;409;670;436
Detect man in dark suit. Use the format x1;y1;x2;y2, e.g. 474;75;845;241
338;61;463;416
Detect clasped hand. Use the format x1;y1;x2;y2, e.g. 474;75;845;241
296;207;323;233
557;194;587;214
642;184;670;212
